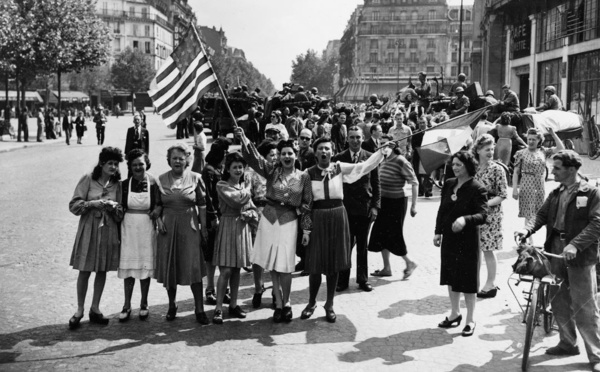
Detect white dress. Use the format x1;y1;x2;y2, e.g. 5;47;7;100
118;175;157;279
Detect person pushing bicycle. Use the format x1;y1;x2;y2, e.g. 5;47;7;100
515;150;600;372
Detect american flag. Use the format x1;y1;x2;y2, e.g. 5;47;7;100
149;26;218;127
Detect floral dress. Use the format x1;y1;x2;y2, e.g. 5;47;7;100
474;162;508;251
514;147;553;219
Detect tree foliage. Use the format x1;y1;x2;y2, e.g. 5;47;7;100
290;49;338;96
111;47;156;93
211;53;275;95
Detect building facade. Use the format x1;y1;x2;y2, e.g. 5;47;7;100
474;0;600;123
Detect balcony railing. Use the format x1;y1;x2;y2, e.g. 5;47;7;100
98;10;173;30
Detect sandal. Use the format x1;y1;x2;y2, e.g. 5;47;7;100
166;305;178;321
118;307;131;322
139;305;149;320
300;304;317;320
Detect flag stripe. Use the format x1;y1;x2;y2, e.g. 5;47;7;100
155;61;177;85
163;80;218;127
157;63;212;113
151;53;206;108
163;74;216;121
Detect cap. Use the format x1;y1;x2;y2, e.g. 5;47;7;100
485;90;495;97
544;85;556;94
458;73;466;79
418;71;426;77
501;84;510;89
369;93;378;99
311;87;318;94
265;123;281;133
455;87;464;93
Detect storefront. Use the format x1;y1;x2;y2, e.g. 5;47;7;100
537;58;563;106
568;49;600;124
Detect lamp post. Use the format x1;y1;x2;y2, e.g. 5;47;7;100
458;0;463;75
396;39;400;94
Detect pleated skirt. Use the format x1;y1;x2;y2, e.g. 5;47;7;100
305;206;351;275
368;197;408;256
212;215;252;268
70;212;120;272
252;217;297;273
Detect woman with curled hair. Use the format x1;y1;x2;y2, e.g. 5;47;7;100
117;149;160;321
237;129;312;322
434;151;488;337
212;152;257;324
471;134;508;298
494;112;526;166
155;143;210;324
68;147;124;329
512;127;564;242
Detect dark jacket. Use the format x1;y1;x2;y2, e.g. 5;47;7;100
332;148;381;216
125;126;150;155
527;180;600;267
298;147;316;171
361;137;379;153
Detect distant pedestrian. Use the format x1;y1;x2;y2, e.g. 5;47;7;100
74;111;85;144
63;111;73;145
124;114;149;156
36;109;44;142
45;109;56;139
17;106;29;142
94;106;107;145
191;121;206;174
68;147;124;329
118;149;159;322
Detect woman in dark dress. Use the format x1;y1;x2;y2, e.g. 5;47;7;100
434;151;488;337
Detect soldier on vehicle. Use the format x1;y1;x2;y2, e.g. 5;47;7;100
414;71;432;109
536;85;563;112
448;87;470;118
499;84;520;112
450;73;467;96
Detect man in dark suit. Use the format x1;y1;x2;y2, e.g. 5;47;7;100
125;113;149;156
332;125;380;292
361;124;382;153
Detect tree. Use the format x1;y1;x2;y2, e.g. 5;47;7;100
111;47;156;113
290;49;337;96
211;52;275;95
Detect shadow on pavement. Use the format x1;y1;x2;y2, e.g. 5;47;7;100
338;328;455;365
378;295;449;320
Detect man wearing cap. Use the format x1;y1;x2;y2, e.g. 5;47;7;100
264;122;289;142
414;72;432;109
450;73;467;96
515;150;600;370
294;86;309;102
536;86;564;112
448;87;470;118
93;106;107;145
483;90;498;105
499;84;520;112
125;113;149;156
285;106;303;140
367;94;383;111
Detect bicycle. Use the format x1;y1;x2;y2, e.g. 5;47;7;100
587;115;600;160
509;243;562;371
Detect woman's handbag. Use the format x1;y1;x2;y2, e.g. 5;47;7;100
512;245;552;278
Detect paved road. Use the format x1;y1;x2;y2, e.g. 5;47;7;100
0;114;596;371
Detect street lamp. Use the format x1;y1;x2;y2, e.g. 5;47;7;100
458;0;463;75
396;39;400;94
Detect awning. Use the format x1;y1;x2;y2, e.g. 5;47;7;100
52;90;90;102
0;90;43;102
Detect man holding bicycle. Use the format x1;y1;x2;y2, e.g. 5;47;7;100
515;150;600;371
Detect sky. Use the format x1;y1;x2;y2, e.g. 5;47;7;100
191;0;474;89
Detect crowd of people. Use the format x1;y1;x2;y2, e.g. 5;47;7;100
63;77;600;370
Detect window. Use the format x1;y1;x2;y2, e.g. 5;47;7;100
463;66;469;76
400;11;407;21
133;24;139;36
390;11;396;20
370;24;379;34
387;39;396;49
451;66;457;76
370;67;377;74
141;7;148;18
370;52;379;63
397;39;405;48
114;22;120;34
427;52;435;62
410;39;417;48
465;10;471;21
427;39;435;48
464;52;471;62
426;66;435;73
538;58;562;105
133;40;139;49
372;11;380;21
370;39;379;49
102;2;108;15
451;52;457;62
566;0;600;45
569;50;600;125
464;39;471;49
428;10;436;20
389;66;395;73
410;52;417;62
145;25;150;36
537;6;565;52
113;38;120;52
409;66;416;73
372;0;380;3
411;10;418;20
129;6;135;17
145;41;151;54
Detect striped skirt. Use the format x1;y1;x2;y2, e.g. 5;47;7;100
305;205;351;275
212;215;253;268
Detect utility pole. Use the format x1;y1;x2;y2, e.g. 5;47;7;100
396;39;400;94
458;0;464;75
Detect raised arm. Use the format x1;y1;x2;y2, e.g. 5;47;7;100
339;149;385;184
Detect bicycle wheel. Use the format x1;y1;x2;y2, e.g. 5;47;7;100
522;279;540;372
588;120;600;160
542;283;555;334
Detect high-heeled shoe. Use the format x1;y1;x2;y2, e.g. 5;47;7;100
89;310;109;325
438;314;462;328
477;287;499;298
324;307;336;323
139;305;149;320
462;322;476;337
300;304;317;319
166;305;178;321
195;311;209;325
283;306;293;322
273;308;283;323
69;314;83;330
118;307;131;322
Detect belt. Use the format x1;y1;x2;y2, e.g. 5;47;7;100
313;199;343;209
267;198;295;210
126;209;150;215
552;228;567;240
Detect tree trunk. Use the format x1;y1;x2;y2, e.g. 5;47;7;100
4;73;8;121
45;76;50;113
57;70;61;119
15;69;20;121
132;91;135;115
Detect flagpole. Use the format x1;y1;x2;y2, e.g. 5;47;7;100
375;104;496;150
192;26;238;128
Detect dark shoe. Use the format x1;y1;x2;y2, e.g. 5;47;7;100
425;191;433;198
139;305;149;320
300;304;317;319
205;289;217;305
462;322;476;337
358;282;373;292
283;306;293;322
336;284;348;292
371;269;392;277
418;192;424;197
89;310;109;325
324;307;337;323
223;288;231;304
299;270;309;276
195;311;209;325
229;305;246;319
252;292;263;309
403;262;418;280
118;307;131;322
69;314;83;330
545;345;580;356
477;287;499;298
295;261;305;272
273;308;283;323
166;305;178;321
242;266;252;273
213;309;223;324
592;362;600;372
438;314;462;328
